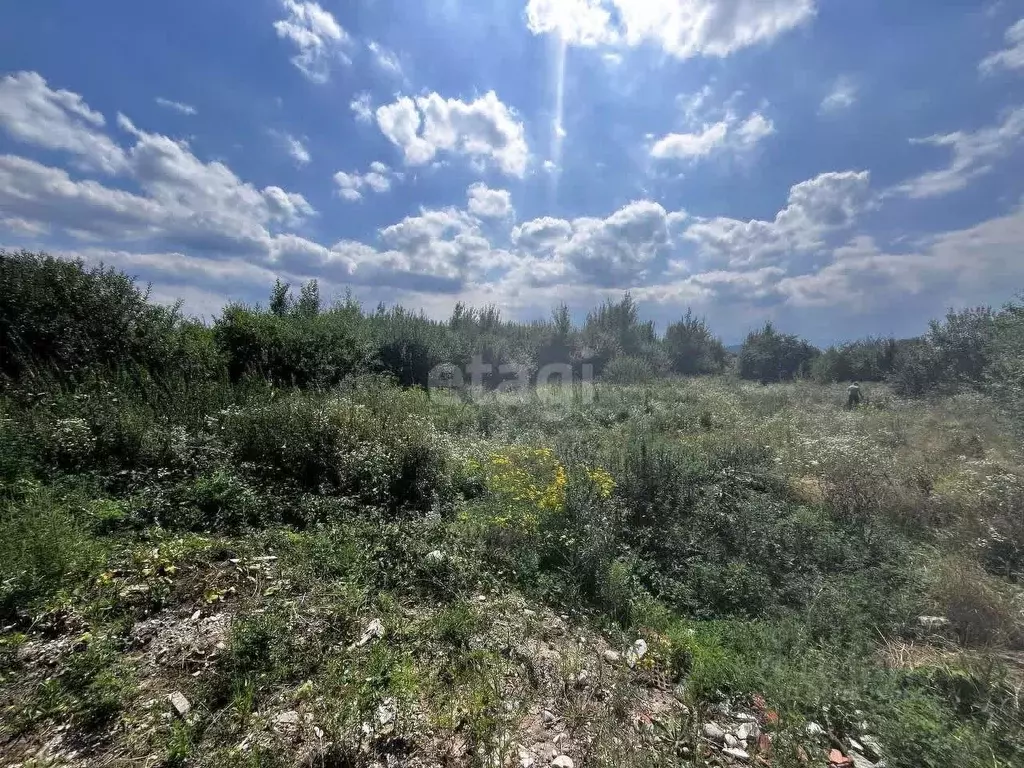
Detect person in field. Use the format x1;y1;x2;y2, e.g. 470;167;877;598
847;381;862;409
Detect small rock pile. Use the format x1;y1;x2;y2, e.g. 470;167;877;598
701;711;763;763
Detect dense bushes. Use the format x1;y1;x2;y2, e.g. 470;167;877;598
738;322;820;382
812;338;899;383
0;250;189;384
221;392;449;513
664;309;727;375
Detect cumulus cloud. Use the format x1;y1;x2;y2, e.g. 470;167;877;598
349;207;514;288
155;97;197;116
651;110;774;161
897;106;1024;198
273;0;352;83
0;77;317;262
376;91;529;176
333;161;397;201
510;200;679;287
980;18;1024;74
819;77;857;113
511;217;574;251
525;0;817;59
683;170;871;266
0;71;127;174
778;203;1024;310
467;182;513;218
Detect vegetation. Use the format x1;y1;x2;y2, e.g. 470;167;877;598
1;248;1023;767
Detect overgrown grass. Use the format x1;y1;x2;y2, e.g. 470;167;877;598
2;375;1024;766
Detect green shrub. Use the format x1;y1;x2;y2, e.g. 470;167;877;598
601;356;658;384
664;309;727;375
221;392;450;512
0;250;181;384
0;485;108;621
738;322;820;382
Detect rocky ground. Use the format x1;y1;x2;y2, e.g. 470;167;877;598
0;544;902;768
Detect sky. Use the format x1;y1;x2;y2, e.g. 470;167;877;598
1;1;1023;344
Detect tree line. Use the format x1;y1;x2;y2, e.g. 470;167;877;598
2;250;1022;416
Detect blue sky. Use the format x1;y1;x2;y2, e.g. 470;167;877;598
1;0;1023;344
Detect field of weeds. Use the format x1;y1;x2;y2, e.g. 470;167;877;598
2;374;1023;768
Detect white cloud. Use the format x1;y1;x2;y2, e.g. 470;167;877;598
525;0;817;59
155;97;197;116
677;86;714;123
511;200;679;287
350;92;374;123
511;217;574;251
778;203;1024;310
272;132;311;165
351;208;514;287
273;0;352;83
467;182;513;218
368;41;403;77
734;113;775;148
652;121;730;160
980;18;1024;74
333;162;396;201
333;172;364;201
897;106;1024;198
651;110;774;161
0;77;317;261
683;170;871;266
0;71;126;174
376;91;529;176
820;77;857;113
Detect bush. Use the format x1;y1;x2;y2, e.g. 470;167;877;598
601;355;658;384
221;392;449;513
664;309;727;375
928;559;1021;648
215;302;374;388
0;250;186;385
0;485;109;621
738;322;819;382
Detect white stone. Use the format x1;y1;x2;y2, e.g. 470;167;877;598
703;723;726;742
602;650;621;664
551;757;574;768
377;698;396;726
850;753;878;768
805;722;826;738
736;722;758;741
542;709;556;724
425;550;445;564
357;618;385;647
724;733;739;748
168;691;191;718
626;639;648;668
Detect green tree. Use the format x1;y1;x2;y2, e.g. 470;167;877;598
269;279;292;317
295;279;321;318
664;309;727;375
738;322;819;382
